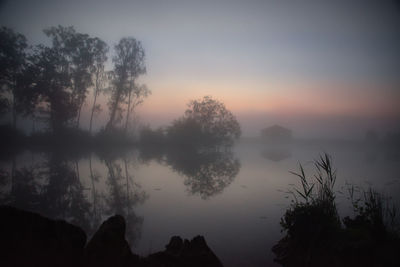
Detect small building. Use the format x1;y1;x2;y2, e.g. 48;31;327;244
261;125;292;143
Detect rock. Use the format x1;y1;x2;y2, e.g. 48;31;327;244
165;236;184;254
85;214;139;267
146;235;223;267
0;205;224;267
0;205;86;267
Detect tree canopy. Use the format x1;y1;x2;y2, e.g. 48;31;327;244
106;37;149;132
167;96;241;147
0;26;149;137
0;27;28;127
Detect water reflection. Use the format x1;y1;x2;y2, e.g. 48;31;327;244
261;148;291;162
1;155;92;231
0;145;239;246
0;151;147;247
101;155;147;246
138;146;240;199
166;148;240;199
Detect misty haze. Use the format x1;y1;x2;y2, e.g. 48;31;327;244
0;1;399;267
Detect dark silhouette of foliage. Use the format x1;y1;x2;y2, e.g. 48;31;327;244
0;27;28;128
89;38;109;134
0;25;153;144
139;126;166;147
106;37;149;133
0;124;26;150
273;153;400;267
36;26;102;131
29;42;76;133
279;154;341;243
167;96;241;148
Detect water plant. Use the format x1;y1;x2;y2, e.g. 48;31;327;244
280;153;341;243
273;153;400;267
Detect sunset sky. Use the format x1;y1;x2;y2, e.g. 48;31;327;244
1;0;399;138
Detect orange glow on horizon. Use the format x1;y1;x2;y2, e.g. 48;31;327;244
136;79;400;120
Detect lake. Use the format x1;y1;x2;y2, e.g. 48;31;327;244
0;139;399;267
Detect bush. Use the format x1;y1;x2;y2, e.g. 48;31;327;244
280;154;341;243
273;153;400;267
166;96;241;148
139;126;166;146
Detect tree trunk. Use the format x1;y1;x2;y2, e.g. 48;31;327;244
106;89;122;131
75;160;80;182
89;86;99;135
11;155;16;195
76;98;84;129
124;89;132;135
12;85;17;131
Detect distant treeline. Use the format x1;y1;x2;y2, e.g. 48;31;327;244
0;26;149;135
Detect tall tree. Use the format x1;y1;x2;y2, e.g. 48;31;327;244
0;27;28;129
29;44;75;133
106;37;148;132
43;26;98;128
29;26;105;133
89;38;108;134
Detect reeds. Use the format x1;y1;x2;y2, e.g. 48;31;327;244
345;184;399;235
288;153;336;205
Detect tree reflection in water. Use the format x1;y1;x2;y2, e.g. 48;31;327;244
140;146;241;199
101;154;148;246
0;150;147;247
0;144;240;248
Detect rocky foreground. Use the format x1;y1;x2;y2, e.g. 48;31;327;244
0;205;223;267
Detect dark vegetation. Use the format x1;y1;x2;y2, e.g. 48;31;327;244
165;96;241;147
273;154;400;267
0;26;241;153
1;205;223;267
0;25;149;148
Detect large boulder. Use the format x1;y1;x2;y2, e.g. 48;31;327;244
0;205;86;267
0;206;224;267
85;214;140;267
146;235;223;267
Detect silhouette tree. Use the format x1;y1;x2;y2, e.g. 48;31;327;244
0;27;28;129
89;38;108;134
43;26;100;128
27;26;107;133
167;96;241;147
106;37;149;132
29;43;75;133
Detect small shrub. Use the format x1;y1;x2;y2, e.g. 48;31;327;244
274;153;400;267
344;186;399;240
280;154;341;243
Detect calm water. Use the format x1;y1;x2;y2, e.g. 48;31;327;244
1;140;399;267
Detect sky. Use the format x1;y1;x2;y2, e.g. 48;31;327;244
1;0;400;138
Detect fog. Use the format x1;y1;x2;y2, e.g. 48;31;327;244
1;1;400;267
1;0;399;141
